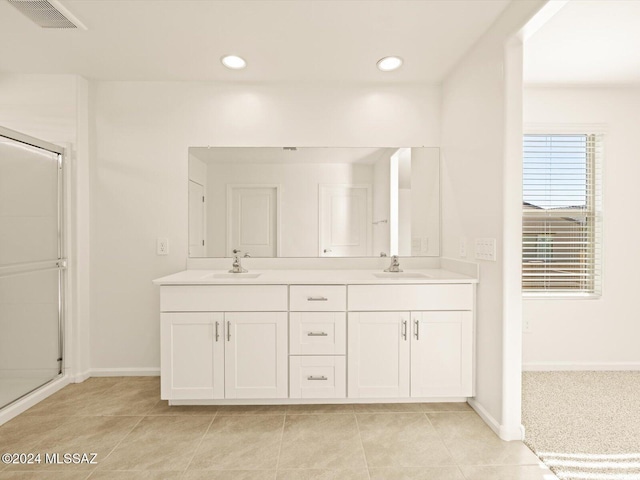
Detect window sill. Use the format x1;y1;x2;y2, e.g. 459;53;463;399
523;292;601;300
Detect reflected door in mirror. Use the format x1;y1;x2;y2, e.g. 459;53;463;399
319;185;371;257
227;185;278;257
189;180;205;257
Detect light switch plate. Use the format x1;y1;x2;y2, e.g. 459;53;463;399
475;238;496;261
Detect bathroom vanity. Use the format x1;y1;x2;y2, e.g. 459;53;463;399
153;268;477;405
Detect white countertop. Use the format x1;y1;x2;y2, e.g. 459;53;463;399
152;269;478;286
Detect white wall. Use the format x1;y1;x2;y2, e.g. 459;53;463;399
0;74;91;381
440;0;545;439
91;81;441;371
523;86;640;369
205;162;372;257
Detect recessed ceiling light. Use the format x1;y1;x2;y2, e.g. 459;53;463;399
377;56;403;72
221;55;247;70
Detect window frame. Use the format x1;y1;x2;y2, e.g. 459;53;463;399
522;126;604;299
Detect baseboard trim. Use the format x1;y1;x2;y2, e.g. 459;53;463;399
69;369;91;383
90;368;160;377
467;398;524;441
523;362;640;371
0;375;70;427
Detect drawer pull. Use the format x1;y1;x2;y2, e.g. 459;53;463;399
307;331;328;337
307;375;328;381
414;319;420;340
402;320;407;341
215;321;220;342
307;296;328;302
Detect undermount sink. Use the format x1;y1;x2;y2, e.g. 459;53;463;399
372;272;431;279
206;273;262;279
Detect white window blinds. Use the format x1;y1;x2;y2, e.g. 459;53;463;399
522;134;602;294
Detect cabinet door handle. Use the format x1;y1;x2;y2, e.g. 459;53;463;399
402;320;407;340
307;375;328;381
307;296;328;302
215;321;219;342
307;331;328;337
414;320;419;340
227;321;231;341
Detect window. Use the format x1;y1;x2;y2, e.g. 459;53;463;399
522;134;602;295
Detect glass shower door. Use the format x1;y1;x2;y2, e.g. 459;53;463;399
0;127;65;409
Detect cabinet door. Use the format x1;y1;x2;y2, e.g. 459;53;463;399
347;312;410;398
161;312;224;400
410;311;473;397
224;312;288;399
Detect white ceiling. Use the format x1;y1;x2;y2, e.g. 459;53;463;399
0;0;510;82
525;0;640;85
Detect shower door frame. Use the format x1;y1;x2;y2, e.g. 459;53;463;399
0;126;67;407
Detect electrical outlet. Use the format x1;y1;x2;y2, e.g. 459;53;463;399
459;238;467;258
475;238;496;261
157;238;169;255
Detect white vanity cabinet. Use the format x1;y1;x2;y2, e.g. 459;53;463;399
160;285;288;400
347;284;474;399
156;272;476;404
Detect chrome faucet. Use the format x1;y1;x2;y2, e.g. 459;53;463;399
384;255;403;273
229;249;248;273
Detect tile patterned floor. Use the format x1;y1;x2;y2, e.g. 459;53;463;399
0;377;557;479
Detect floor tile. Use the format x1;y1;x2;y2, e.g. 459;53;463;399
357;413;454;467
368;466;466;480
420;403;472;413
97;416;211;471
285;404;354;415
22;380;118;416
216;405;287;416
427;413;540;466
188;415;284;470
0;415;67;453
458;465;558;480
111;377;160;385
278;415;366;470
353;403;424;413
183;471;276;480
146;401;217;416
88;472;181;480
6;416;142;472
276;469;368;479
77;380;159;416
0;472;90;479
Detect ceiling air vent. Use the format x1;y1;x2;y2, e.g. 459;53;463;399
7;0;86;29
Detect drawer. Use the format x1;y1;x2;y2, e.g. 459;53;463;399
289;356;346;399
290;312;346;355
348;284;473;311
289;285;346;311
161;285;287;312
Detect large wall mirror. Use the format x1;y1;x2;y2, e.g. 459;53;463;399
188;147;440;258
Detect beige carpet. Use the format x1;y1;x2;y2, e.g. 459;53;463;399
522;371;640;480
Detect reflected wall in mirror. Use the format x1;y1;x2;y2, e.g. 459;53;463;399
188;147;440;258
